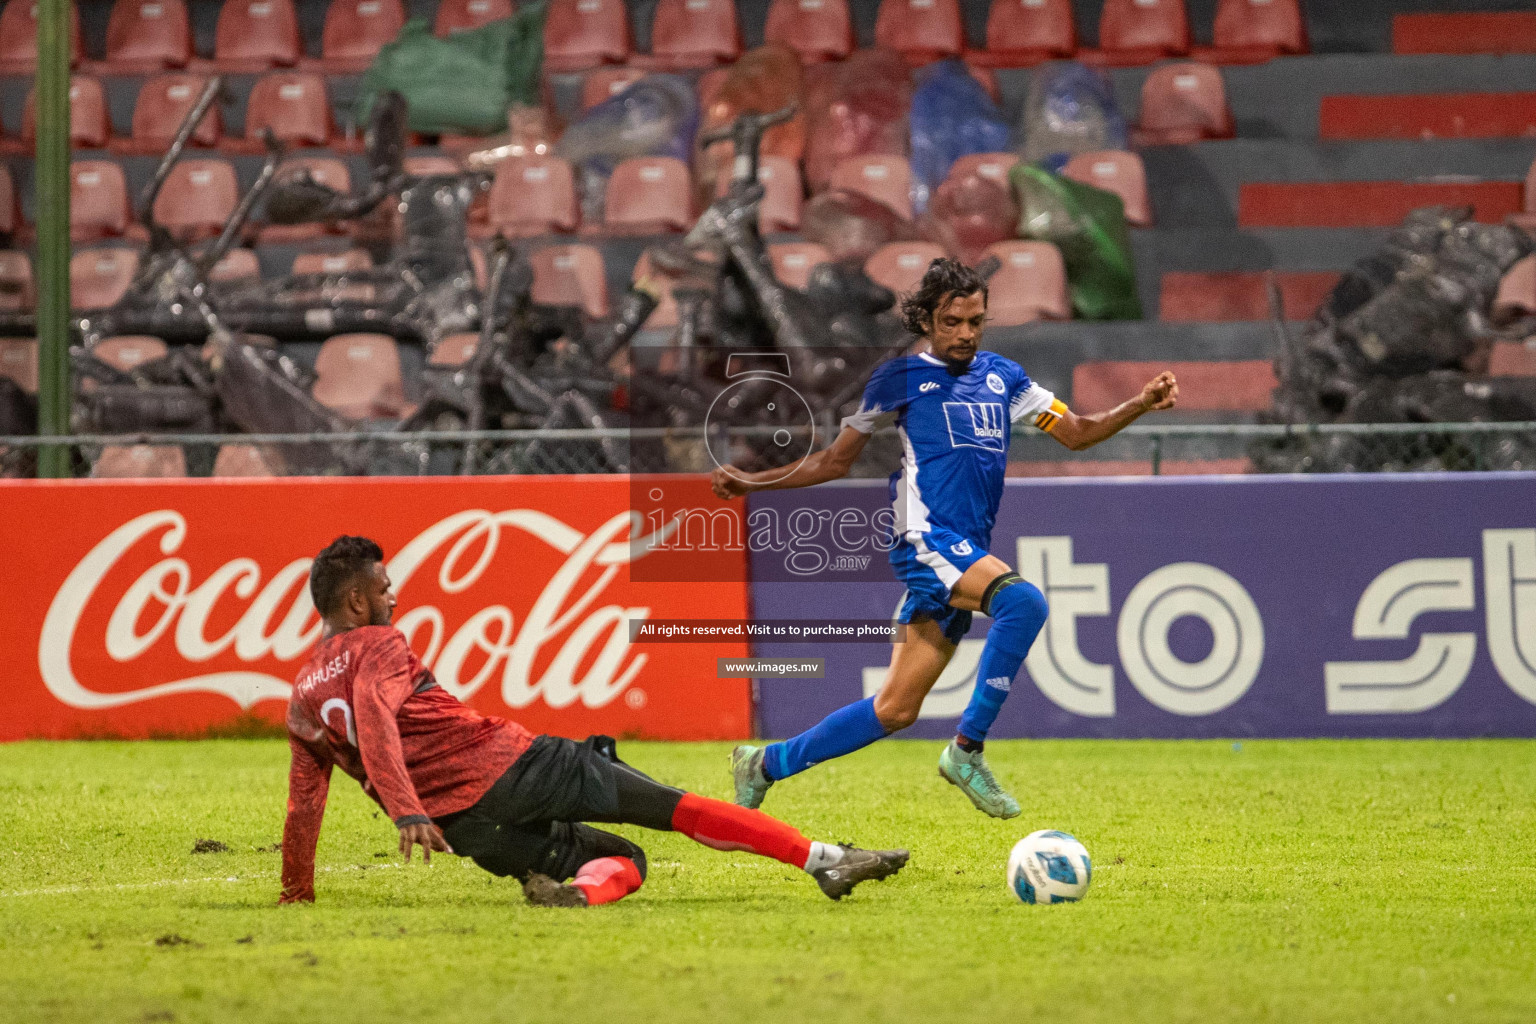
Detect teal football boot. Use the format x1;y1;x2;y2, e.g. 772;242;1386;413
938;740;1021;819
730;744;774;809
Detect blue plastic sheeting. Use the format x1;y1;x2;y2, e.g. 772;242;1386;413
1018;62;1128;166
909;59;1011;216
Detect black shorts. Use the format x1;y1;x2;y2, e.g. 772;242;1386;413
434;735;683;883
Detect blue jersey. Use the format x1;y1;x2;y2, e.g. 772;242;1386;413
842;350;1061;549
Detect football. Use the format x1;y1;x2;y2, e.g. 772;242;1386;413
1006;830;1092;904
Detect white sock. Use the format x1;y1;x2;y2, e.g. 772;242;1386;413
802;841;846;874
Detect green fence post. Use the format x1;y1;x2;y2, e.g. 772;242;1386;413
33;0;72;478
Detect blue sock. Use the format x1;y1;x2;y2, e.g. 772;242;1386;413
958;580;1049;743
763;696;888;781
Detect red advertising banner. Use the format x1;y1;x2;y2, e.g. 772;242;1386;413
1;475;751;741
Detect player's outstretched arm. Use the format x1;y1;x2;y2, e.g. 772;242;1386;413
279;737;333;904
1048;371;1179;452
710;425;872;500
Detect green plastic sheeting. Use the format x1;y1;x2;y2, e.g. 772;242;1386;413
1010;163;1142;321
359;2;546;136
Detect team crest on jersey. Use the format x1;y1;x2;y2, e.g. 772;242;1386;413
951;539;974;556
942;402;1008;451
986;372;1006;394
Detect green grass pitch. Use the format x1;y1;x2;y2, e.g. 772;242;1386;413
3;738;1535;1023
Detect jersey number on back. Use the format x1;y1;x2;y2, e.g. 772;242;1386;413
320;698;358;747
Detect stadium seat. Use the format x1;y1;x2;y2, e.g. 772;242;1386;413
762;0;853;62
70;161;133;242
581;67;647;110
529;244;609;317
151;158;240;240
695;66;729;109
0;252;33;313
92;335;168;372
1061;150;1151;226
92;444;187;478
864;241;947;295
715;155;803;232
945;152;1018;187
1093;0;1188;64
646;0;740;68
0;0;82;73
1489;340;1536;377
213;443;285;477
213;0;302;70
121;73;222;153
1159;271;1339;322
829;155;914;220
22;75;110;149
0;337;37;392
258;156;352;241
243;72;335;149
980;241;1069;324
1493;255;1536;318
70;248;140;310
1320;93;1536;141
318;0;407;70
312;333;412;420
1392;12;1536;56
977;0;1075;66
485;155;578;236
103;0;191;71
1239;182;1523;228
767;242;830;290
209;247;261;283
0;169;20;240
429;332;479;367
604;157;692;233
542;0;630;71
1135;62;1233;145
874;0;963;63
1201;0;1306;62
1073;359;1276;412
292;248;373;275
435;0;513;36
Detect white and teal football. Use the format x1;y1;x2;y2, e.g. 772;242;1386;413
1006;830;1092;904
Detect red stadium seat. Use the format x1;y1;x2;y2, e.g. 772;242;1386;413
695;66;729;109
1493;255;1536;318
1073;359;1276;412
978;0;1075;66
70;160;133;241
864;241;947;295
104;0;192;71
582;67;647;110
1320;93;1536;141
214;0;302;70
93;334;168;372
0;168;19;239
1159;271;1339;321
312;333;412;420
1392;13;1536;56
530;244;609;317
209;247;261;283
291;248;373;274
151;158;240;240
258;156;352;241
946;152;1018;187
874;0;963;63
435;0;513;36
1200;0;1306;62
767;242;830;290
429;332;479;367
543;0;630;71
0;252;33;313
647;0;740;68
22;75;110;149
213;444;285;477
1061;150;1151;225
715;155;803;232
93;444;187;478
0;336;37;391
70;247;140;310
487;155;579;236
244;72;335;148
1239;181;1522;228
1093;0;1188;64
121;73;222;153
1135;62;1233;146
319;0;406;70
980;241;1069;324
604;156;692;233
763;0;852;62
829;155;914;220
1489;340;1536;377
0;0;82;73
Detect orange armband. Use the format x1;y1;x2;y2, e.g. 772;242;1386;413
1034;399;1068;433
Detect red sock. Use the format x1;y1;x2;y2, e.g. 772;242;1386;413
571;857;643;906
670;792;813;868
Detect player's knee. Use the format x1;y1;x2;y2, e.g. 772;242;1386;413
991;578;1048;630
874;699;921;732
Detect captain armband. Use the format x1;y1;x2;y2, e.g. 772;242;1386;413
1033;399;1068;433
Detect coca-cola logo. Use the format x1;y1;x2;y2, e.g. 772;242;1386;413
39;508;678;712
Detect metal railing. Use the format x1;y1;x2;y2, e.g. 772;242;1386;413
1;421;1533;478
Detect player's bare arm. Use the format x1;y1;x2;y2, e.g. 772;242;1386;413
710;424;871;499
1048;371;1179;451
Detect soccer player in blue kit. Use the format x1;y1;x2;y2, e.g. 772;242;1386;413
710;259;1179;818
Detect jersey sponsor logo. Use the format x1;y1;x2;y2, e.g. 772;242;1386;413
951;539;974;557
986;372;1006;394
942;401;1008;451
919;381;940;393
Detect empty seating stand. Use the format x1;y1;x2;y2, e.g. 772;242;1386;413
763;0;853;63
70;247;140;310
0;252;34;313
767;242;830;290
486;155;579;236
93;444;187;478
435;0;514;36
0;337;38;392
312;333;412;420
874;0;964;64
973;0;1075;67
543;0;630;71
1135;63;1233;146
1062;150;1151;225
830;155;914;220
317;0;406;71
151;158;240;240
715;155;803;232
1198;0;1306;63
529;244;610;317
1159;271;1339;322
947;152;1018;187
1319;93;1536;140
102;0;192;72
119;73;222;153
70;160;134;241
644;0;740;69
213;0;302;70
1239;181;1523;228
241;72;336;150
1392;13;1536;56
0;0;82;73
1090;0;1188;66
864;241;947;295
1072;359;1276;413
981;241;1069;324
604;157;692;233
23;75;111;149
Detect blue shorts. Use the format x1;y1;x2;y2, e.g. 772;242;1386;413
889;527;989;646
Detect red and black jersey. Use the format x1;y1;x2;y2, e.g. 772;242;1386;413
280;625;534;902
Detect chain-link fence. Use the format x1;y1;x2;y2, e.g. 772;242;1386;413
1;421;1534;478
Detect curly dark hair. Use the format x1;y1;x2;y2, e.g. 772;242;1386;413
899;257;988;336
309;535;385;616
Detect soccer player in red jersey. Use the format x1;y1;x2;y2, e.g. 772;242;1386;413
281;535;908;907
